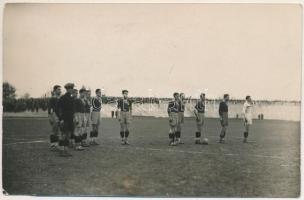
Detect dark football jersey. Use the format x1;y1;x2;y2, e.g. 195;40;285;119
84;98;91;113
117;98;132;112
58;92;75;120
219;101;228;116
167;100;179;113
195;100;205;113
48;96;60;117
92;96;102;112
179;99;186;112
74;98;85;113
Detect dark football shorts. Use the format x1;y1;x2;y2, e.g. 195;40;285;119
61;117;74;132
220;112;229;126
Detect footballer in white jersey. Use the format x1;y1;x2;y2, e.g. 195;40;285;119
242;96;253;143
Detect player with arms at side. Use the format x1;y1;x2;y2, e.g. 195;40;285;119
81;89;91;147
242;95;253;143
117;90;133;145
73;88;86;151
219;94;229;143
90;89;102;145
176;93;187;144
48;85;61;151
57;83;75;157
67;89;79;148
167;92;180;146
193;93;208;144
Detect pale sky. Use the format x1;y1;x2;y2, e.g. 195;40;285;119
3;3;302;100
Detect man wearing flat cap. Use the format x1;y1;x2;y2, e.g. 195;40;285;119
57;83;75;156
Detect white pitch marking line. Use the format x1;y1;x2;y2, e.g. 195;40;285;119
4;140;48;146
4;137;46;141
4;137;30;141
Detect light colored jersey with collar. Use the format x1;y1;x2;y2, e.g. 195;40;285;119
242;101;253;121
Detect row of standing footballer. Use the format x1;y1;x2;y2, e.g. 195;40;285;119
167;92;253;146
48;83;254;157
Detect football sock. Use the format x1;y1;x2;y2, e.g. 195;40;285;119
195;132;201;138
50;135;59;143
63;138;69;147
176;131;181;139
59;140;64;146
244;132;248;138
120;131;124;138
220;130;226;138
82;133;87;140
125;131;129;138
74;135;82;143
173;132;177;142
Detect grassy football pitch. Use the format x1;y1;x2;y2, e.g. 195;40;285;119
2;117;300;197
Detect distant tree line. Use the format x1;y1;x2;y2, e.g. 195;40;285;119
3;82;48;112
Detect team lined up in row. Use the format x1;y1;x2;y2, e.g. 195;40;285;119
48;82;253;156
48;83;103;156
166;93;253;146
48;83;143;156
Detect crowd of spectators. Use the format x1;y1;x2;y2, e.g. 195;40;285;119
3;96;300;113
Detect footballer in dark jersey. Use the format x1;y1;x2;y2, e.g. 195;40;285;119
219;94;229;143
167;92;180;146
48;85;61;151
117;90;133;145
90;89;102;145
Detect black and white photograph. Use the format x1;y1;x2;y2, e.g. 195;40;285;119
1;1;302;198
